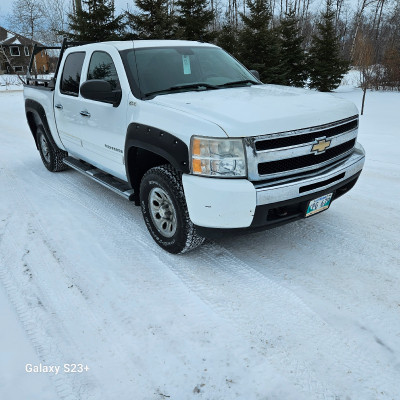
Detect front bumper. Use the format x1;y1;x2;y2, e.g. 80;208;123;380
182;143;365;232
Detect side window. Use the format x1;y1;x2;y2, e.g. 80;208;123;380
87;51;120;90
60;52;85;96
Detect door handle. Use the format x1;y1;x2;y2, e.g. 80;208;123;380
80;110;91;117
55;104;63;109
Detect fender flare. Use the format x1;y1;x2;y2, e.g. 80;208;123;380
25;99;59;151
124;122;190;186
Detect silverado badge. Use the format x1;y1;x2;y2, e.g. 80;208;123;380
312;138;331;154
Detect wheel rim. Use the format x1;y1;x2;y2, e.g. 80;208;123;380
148;187;177;238
39;134;51;163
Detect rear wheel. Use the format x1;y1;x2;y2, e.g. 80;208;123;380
37;127;68;172
140;164;204;254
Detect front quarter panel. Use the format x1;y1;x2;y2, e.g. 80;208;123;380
124;98;229;173
130;99;228;148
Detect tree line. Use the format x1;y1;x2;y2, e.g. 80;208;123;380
5;0;400;93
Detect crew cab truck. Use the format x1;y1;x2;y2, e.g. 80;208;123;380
24;39;365;254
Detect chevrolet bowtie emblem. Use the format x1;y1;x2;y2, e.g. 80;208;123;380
312;138;331;154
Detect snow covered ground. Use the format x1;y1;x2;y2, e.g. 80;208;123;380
0;74;53;91
0;84;399;400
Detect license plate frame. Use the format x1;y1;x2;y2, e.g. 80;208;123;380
305;193;333;217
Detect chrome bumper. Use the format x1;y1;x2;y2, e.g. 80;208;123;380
255;143;365;206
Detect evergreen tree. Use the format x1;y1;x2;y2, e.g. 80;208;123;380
126;0;175;39
175;0;214;41
239;0;282;83
66;0;124;41
279;8;307;87
307;0;349;91
216;14;240;59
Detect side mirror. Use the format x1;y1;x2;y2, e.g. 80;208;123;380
80;79;122;107
250;70;260;80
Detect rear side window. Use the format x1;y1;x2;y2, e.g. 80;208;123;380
60;52;85;96
87;51;120;90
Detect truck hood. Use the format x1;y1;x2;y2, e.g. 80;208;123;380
150;84;359;137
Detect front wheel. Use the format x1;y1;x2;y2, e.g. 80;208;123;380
140;165;205;254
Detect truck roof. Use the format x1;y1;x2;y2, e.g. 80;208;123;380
78;40;218;51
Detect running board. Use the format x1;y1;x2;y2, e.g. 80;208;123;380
63;157;135;201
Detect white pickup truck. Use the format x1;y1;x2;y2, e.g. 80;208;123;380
24;39;365;254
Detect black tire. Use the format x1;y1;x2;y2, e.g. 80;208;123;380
140;164;205;254
37;126;68;172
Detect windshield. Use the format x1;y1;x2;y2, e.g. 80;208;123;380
122;46;260;98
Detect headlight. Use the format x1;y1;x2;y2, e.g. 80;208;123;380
190;136;247;177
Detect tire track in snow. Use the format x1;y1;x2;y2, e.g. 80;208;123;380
2;165;312;400
0;209;97;400
299;213;400;361
25;167;400;399
215;210;400;396
2;165;303;399
4;166;330;398
0;169;158;400
257;211;400;355
161;244;399;400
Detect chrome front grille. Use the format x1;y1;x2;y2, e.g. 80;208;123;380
245;115;359;182
257;138;356;175
254;119;358;151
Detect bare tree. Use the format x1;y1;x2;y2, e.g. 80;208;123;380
353;32;376;114
350;0;378;60
334;0;345;28
41;0;70;44
8;0;46;43
382;45;400;90
371;0;388;39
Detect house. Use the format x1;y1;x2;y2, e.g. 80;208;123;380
0;26;50;74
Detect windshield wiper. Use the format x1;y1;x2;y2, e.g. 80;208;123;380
218;79;260;88
145;83;219;98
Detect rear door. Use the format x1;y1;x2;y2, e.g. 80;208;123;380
54;51;86;159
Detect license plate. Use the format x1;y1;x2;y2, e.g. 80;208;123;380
306;193;333;217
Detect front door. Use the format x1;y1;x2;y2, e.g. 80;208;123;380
76;49;127;180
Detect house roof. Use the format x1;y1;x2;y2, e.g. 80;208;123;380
0;26;42;46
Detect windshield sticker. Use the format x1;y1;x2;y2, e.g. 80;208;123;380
182;55;191;75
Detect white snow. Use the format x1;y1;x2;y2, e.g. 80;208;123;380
0;75;23;91
0;75;53;91
0;82;399;400
0;284;58;399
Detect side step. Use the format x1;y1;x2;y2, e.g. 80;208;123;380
63;157;135;201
